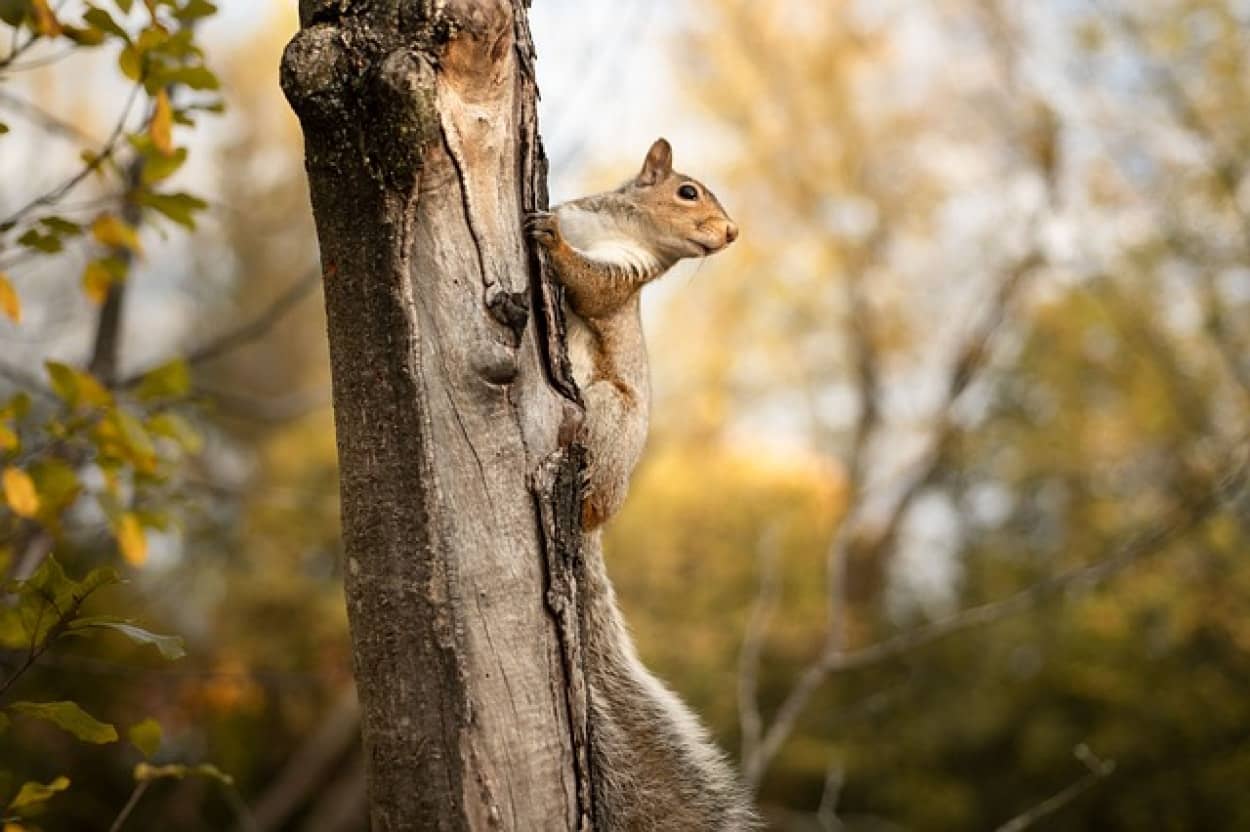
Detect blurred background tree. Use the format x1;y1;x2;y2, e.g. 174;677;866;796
3;0;1250;830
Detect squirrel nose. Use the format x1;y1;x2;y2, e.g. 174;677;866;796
725;223;739;244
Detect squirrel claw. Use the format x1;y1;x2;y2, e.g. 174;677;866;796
525;210;561;247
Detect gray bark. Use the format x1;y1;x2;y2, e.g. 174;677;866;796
280;2;591;829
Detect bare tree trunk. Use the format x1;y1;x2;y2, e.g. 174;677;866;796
281;2;590;829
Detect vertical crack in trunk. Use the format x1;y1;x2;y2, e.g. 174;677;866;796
282;1;595;828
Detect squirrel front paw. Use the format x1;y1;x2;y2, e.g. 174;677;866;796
525;210;562;249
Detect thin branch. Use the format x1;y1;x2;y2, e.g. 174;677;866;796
736;527;781;772
223;782;259;832
820;232;887;648
743;450;1242;781
88;146;146;386
994;745;1115;832
1089;0;1250;246
108;780;152;832
0;580;94;700
1084;0;1250;403
195;383;331;425
815;763;846;832
843;251;1042;582
1;46;76;72
298;755;367;832
248;687;360;832
741;21;1047;776
0;31;39;73
121;269;323;386
0;81;143;230
0;89;101;144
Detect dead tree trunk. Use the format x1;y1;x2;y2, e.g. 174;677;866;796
280;2;591;829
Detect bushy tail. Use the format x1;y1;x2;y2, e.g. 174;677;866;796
580;532;760;831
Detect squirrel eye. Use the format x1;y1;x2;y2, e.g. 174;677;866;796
677;184;699;201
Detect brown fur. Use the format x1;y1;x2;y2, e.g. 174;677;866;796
528;139;756;830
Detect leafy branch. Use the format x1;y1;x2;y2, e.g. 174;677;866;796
0;80;143;232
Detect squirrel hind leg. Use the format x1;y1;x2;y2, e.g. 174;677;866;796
577;379;646;529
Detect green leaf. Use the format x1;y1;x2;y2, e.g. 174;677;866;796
17;228;63;254
8;775;70;812
128;717;162;758
119;43;142;80
70;617;185;659
9;701;118;744
82;7;129;41
135;359;190;401
114;0;134;13
110;408;157;470
0;0;25;27
63;23;107;45
173;0;216;22
12;556;121;644
45;361;113;409
134;24;166;54
151;65;218;91
40;216;81;236
140;145;187;184
0;606;26;650
17;553;73;608
135;762;232;785
135;507;171;531
28;459;80;514
147;412;202;453
134;190;206;228
2;391;31;421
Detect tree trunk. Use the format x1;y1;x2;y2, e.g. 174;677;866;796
280;2;591;829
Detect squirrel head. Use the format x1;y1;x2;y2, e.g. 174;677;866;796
624;138;738;262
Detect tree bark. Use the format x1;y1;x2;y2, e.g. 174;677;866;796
280;2;590;829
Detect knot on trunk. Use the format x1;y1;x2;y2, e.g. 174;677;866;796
280;24;349;126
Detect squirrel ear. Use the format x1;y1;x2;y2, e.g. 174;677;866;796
636;138;673;186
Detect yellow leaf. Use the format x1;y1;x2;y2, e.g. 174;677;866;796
150;90;174;157
82;261;114;305
0;424;17;453
30;0;62;37
91;214;143;256
0;273;19;323
117;513;147;566
2;467;39;519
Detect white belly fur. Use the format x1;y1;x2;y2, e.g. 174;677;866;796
556;205;660;276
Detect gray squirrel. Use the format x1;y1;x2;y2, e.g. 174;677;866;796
528;139;758;831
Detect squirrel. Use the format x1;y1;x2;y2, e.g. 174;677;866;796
527;139;757;831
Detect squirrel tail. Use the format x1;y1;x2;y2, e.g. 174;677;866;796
580;531;761;831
